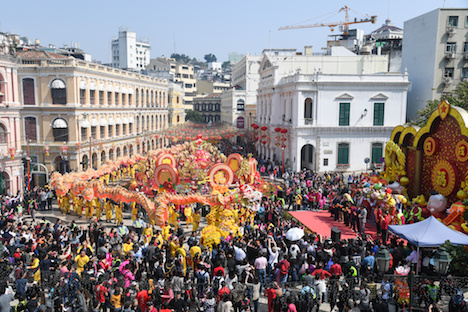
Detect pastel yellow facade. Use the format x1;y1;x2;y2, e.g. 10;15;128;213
168;83;185;126
18;54;169;173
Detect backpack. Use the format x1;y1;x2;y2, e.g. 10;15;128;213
453;289;464;305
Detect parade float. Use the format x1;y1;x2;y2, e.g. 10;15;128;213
382;100;468;233
51;133;273;248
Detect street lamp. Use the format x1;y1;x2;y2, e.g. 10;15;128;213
375;246;392;273
434;247;452;275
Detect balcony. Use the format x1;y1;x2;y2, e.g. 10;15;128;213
304;118;313;125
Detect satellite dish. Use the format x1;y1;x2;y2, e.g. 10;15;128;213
364;157;370;164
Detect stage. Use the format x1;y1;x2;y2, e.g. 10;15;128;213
289;210;379;240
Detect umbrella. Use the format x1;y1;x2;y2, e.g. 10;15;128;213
286;227;304;241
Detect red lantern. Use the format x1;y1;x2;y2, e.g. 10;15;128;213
260;126;268;131
9;147;15;160
275;127;281;133
280;128;288;134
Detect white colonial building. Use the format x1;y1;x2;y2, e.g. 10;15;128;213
221;55;262;134
256;47;411;172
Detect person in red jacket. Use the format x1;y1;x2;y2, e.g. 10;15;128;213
381;212;390;244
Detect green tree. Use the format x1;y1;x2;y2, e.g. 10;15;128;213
185;110;204;123
441;240;468;276
411;81;468;126
204;53;217;63
222;61;231;69
170;53;192;64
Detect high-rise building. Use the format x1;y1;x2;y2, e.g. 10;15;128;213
111;29;150;71
402;8;468;120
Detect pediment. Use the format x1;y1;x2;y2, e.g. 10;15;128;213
370;93;389;100
335;93;354;100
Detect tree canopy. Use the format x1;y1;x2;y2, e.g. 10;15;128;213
410;81;468;126
204;53;217;63
185;109;204;123
170;53;192;64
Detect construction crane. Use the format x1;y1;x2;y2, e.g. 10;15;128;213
279;6;377;35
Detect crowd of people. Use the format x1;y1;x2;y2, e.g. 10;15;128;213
0;166;466;312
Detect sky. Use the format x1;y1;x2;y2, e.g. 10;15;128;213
0;0;466;64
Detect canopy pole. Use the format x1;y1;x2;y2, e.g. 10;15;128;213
416;246;419;275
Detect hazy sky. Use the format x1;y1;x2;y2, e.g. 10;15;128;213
1;0;466;63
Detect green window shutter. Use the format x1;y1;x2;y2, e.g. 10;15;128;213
373;103;385;126
339;103;350;126
338;143;349;165
371;143;383;163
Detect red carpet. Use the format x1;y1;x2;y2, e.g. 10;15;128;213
289;210;379;240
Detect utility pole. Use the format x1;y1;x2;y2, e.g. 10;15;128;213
27;137;31;191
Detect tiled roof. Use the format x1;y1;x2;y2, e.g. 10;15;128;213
16;50;69;59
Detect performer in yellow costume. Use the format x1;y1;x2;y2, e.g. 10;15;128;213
75;196;83;217
142;223;153;245
105;200;113;222
96;199;102;220
191;210;201;232
130;165;136;179
111;171;116;183
131;202;138;221
115;202;123;224
168;205;179;229
184;206;193;227
176;245;187;276
162;222;171;241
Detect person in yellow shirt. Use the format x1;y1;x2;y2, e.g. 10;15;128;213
184;205;193;227
123;238;134;255
169;237;178;257
191;210;201;232
75;250;89;274
154;230;163;249
115;202;123;224
142;223;153;245
131;202;138;222
176;245;187;276
77;241;94;255
162;222;171;241
105;200;113;222
29;255;40;282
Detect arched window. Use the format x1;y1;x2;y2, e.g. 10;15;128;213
135;89;140;106
123;146;128;156
116;147;121;158
25;117;37;142
109;149;114;160
0;124;7;144
237;99;245;111
52;118;68;142
136;116;140;132
23;78;36;105
82;155;88;170
101;151;106;164
0;74;4;104
304;98;313;119
50;79;67;104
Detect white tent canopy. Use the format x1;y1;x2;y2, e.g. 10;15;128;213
389;216;468;247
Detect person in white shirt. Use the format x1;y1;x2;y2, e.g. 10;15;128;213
267;236;279;281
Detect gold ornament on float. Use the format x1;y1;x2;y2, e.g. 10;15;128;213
431;160;457;196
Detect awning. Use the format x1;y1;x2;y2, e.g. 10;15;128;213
99;82;105;91
107;84;114;92
115;117;122;124
108;118;115;125
100;119;108;126
122;87;128;93
79;80;87;90
122;117;129;124
91;118;99;127
128;87;134;95
89;81;97;90
81;120;90;128
114;85;121;93
129;116;135;123
52;118;68;129
51;79;66;89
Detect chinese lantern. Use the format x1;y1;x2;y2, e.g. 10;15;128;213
75;142;81;151
280;128;288;134
9;147;15;160
274;127;281;133
44;146;50;158
260;126;268;131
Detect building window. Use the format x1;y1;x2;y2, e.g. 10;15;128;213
371;143;383;164
51;79;67;104
115;92;119;105
0;124;7;144
81;127;87;141
100;126;105;138
462;68;468;79
448;16;458;27
90;90;95;105
22;78;35;105
136;116;139;132
464;42;468;53
323;158;329;166
337;143;349;165
99;91;104;105
116;124;120;136
444;67;454;78
52;118;68;142
339;103;350;126
91;126;96;139
136;90;140;106
80;89;86;105
304;98;313;119
128;94;132;105
123;124;127;135
107;92;112;104
373;103;385;126
25;117;37;142
108;125;113;137
237;99;245;111
466;16;468;27
129;123;133;134
446;42;457;53
202;104;206;111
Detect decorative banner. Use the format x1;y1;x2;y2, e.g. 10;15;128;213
154;164;179;186
438;100;450;120
423;137;437;156
156;153;176;166
61;145;68;155
44;146;50;158
431;159;457;196
455;140;468;162
9;147;15;160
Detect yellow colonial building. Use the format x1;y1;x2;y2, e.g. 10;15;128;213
168;82;185;126
17;51;169;174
